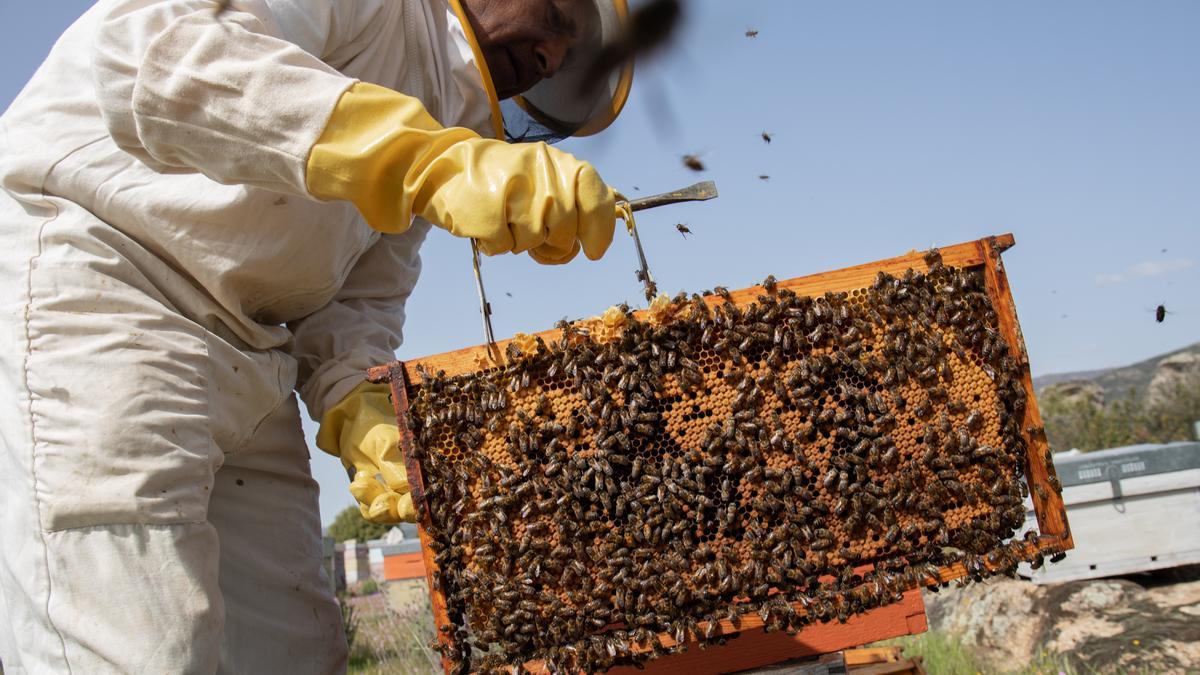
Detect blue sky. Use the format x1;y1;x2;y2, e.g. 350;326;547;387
4;1;1197;525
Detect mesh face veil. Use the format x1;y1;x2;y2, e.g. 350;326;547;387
449;0;633;144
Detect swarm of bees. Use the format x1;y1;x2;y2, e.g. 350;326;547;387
405;249;1064;673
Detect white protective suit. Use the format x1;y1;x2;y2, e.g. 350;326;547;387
0;0;496;671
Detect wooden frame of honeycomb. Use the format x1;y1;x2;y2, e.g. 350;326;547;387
368;233;1072;674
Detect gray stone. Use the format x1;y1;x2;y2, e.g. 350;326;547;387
1148;353;1200;404
1042;380;1105;408
924;576;1200;673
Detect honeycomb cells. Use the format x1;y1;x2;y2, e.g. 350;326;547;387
407;254;1044;674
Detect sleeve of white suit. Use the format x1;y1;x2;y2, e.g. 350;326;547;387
91;0;383;195
288;221;432;422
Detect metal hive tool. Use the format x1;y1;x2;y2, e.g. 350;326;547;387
367;234;1072;674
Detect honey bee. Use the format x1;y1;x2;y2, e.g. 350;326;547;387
913;398;933;419
1047;474;1062;493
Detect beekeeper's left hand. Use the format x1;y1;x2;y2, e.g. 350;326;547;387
316;381;415;524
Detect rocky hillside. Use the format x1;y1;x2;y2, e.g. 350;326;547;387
1034;341;1200;405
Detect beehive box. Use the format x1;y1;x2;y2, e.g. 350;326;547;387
368;233;1072;674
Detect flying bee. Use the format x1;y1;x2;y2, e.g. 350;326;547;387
682;154;706;171
675;223;692;238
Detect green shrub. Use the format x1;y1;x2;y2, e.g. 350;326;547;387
327;506;391;543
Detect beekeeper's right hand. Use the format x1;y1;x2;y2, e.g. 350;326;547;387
306;82;616;265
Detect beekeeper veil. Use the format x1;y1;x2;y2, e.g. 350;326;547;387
448;0;634;143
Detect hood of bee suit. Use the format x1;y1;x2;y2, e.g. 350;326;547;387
446;0;633;143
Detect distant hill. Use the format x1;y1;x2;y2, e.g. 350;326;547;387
1033;341;1200;404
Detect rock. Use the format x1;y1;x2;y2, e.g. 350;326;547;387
1057;579;1141;614
1046;615;1125;653
924;576;1200;673
1147;352;1200;404
1145;576;1200;610
1042;380;1105;408
922;578;1045;666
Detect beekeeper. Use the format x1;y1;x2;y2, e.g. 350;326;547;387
0;0;633;671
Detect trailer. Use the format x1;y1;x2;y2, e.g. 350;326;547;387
1022;441;1200;583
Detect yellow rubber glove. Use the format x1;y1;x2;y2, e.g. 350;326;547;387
316;381;416;524
306;82;615;264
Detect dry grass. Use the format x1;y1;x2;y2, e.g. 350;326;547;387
345;583;439;675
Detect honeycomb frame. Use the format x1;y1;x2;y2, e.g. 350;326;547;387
368;233;1072;673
